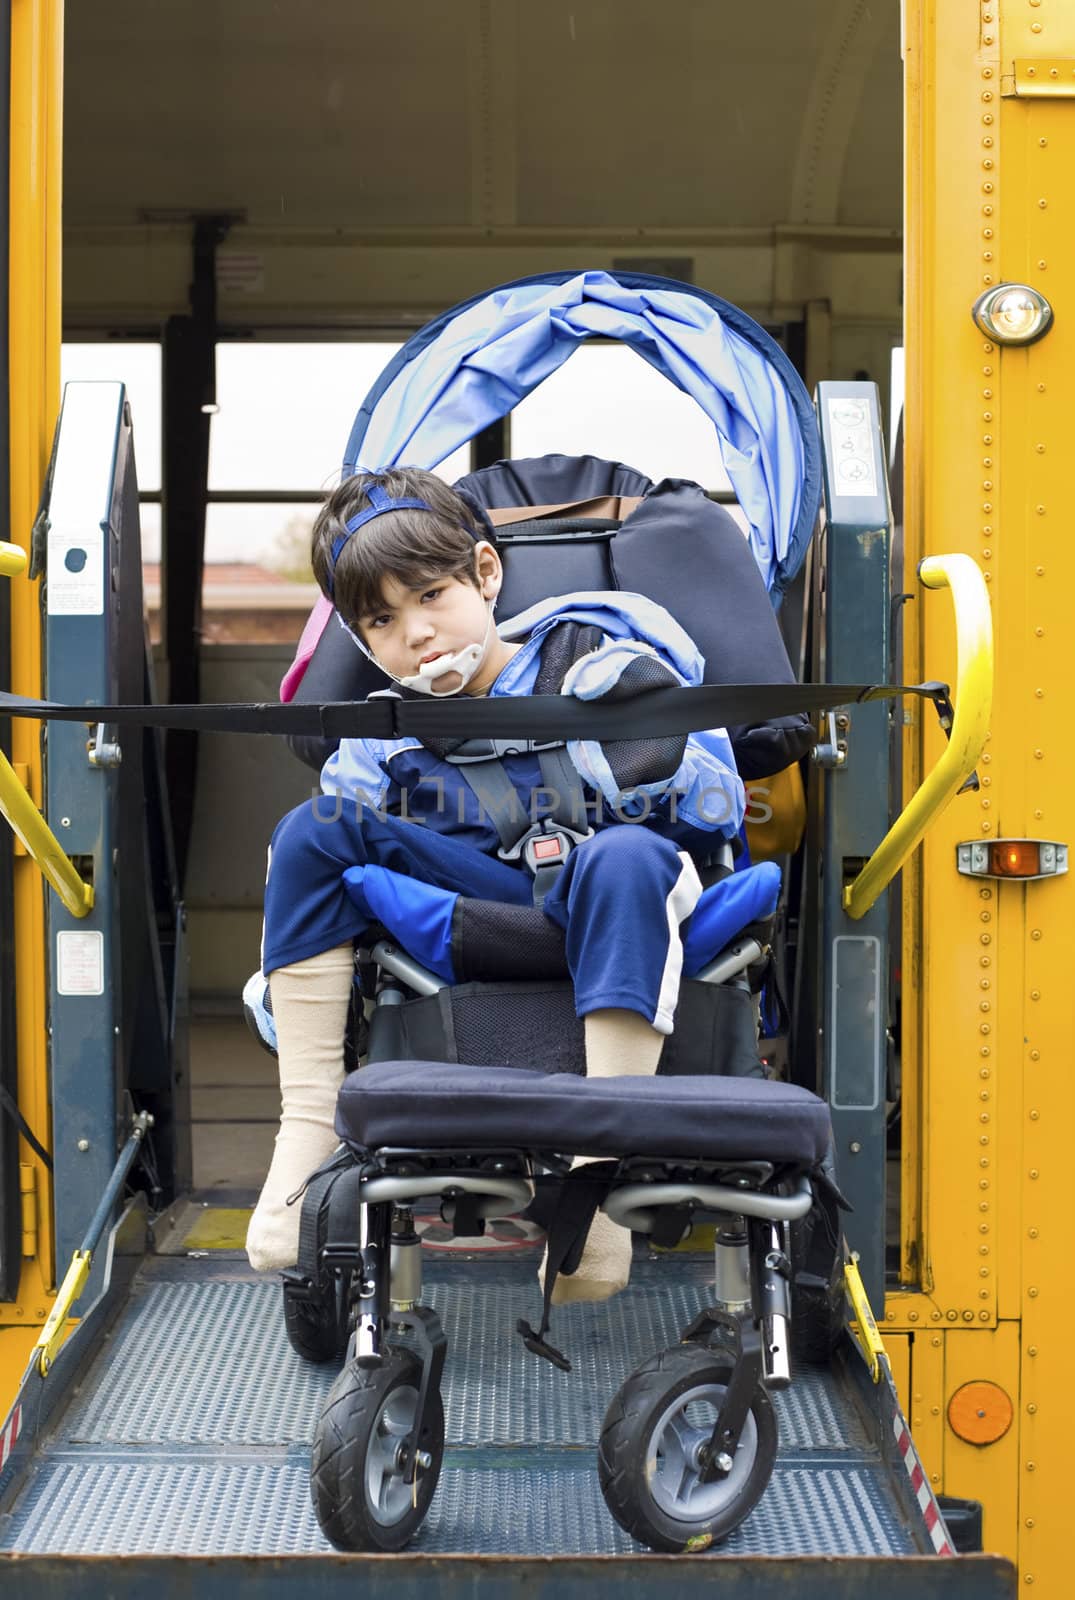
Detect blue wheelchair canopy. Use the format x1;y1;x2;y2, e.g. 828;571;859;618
342;267;821;599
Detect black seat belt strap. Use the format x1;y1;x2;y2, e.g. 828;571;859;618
516;1163;617;1371
0;679;956;744
536;746;591;834
450;757;529;854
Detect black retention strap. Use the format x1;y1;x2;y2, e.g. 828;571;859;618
320;1159;371;1268
293;1147;356;1283
0;1082;52;1171
516;1163;618;1372
0;679;952;743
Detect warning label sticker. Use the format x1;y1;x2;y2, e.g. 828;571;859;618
56;930;104;996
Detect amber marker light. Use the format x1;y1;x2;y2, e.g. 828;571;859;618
956;839;1067;881
991;840;1040;877
971;283;1054;346
947;1381;1014;1446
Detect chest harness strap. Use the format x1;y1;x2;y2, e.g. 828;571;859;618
421;622;603;906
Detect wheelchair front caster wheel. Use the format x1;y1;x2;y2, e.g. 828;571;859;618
598;1343;777;1553
311;1346;445;1551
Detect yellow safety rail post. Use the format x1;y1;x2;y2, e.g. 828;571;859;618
843;552;993;920
0;0;65;1403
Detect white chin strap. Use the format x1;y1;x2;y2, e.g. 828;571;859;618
397;633;487;696
348;601;496;697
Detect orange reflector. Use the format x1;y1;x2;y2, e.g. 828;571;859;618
947;1381;1014;1446
988;840;1041;878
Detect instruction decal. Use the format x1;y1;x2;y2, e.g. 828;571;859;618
56;930;104;996
827;397;878;499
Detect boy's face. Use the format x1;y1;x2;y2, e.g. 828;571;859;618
358;542;513;695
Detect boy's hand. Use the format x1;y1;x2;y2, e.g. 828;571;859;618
561;640;687;811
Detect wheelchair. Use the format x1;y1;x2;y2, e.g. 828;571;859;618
263;450;840;1555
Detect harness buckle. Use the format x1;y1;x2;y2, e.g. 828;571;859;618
498;818;592;867
499;819;594;907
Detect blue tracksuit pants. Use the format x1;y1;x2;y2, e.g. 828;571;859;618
262;801;702;1034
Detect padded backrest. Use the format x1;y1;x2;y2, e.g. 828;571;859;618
288;455;813;778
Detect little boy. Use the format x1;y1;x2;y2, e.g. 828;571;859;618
247;467;744;1295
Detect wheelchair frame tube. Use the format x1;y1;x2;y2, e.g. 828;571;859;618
354;1200;391;1366
360;1172;533;1216
603;1174;812;1233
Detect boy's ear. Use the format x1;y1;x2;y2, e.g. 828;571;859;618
474;539;503;599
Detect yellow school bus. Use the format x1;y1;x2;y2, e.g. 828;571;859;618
0;1;1069;1591
892;2;1072;1583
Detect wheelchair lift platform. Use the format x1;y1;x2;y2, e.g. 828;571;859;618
0;1223;1013;1593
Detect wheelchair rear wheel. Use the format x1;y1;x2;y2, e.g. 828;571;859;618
311;1346;445;1551
282;1272;350;1365
598;1343;776;1552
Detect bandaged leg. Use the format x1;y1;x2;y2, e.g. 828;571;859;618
549;1006;664;1304
246;942;354;1272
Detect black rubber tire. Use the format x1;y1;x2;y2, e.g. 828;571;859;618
311;1346;445;1552
789;1197;845;1365
598;1343;777;1553
283;1275;349;1365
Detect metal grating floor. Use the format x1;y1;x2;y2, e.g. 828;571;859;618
0;1257;917;1558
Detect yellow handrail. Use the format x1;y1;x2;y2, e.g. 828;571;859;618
0;750;94;916
843;552;993;920
0;539;94;916
0;541;28;577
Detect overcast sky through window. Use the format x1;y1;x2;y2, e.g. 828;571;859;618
60;341;737;568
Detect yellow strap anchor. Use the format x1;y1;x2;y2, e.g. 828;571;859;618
29;1113;153;1378
32;1251;92;1376
845;1253;889;1383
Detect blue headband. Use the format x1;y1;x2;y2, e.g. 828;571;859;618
326;484;443;598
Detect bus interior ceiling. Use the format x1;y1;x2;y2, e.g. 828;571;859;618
61;3;904;1214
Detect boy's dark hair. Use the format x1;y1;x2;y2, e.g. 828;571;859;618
311;467;494;626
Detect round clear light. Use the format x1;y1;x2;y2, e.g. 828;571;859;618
971;283;1053;346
